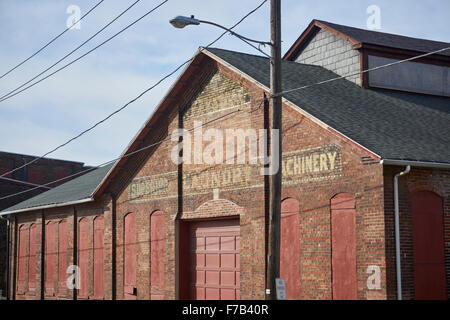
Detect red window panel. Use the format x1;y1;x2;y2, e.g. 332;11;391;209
28;169;42;185
93;216;104;299
124;213;136;299
281;198;301;300
28;224;37;294
58;220;68;296
331;193;357;300
150;211;164;300
55;169;70;186
412;191;447;300
45;222;56;296
78;218;89;299
17;225;27;294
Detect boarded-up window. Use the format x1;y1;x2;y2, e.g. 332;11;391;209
124;213;136;299
150;211;164;300
78;218;89;299
17;225;27;294
58;220;67;295
331;193;357;300
93;216;104;299
55;169;70;186
45;221;56;296
412;191;447;300
28;224;37;293
28;169;42;185
281;198;301;300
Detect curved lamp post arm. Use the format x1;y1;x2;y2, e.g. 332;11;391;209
198;20;272;46
170;15;272;46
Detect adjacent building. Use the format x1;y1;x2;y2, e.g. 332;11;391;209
0;151;88;299
1;20;449;300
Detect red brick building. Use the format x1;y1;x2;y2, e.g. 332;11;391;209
1;20;449;300
0;151;88;299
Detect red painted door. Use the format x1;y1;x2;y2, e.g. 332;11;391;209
93;216;104;299
151;211;164;300
412;191;447;300
78;218;89;299
45;222;56;296
189;219;240;300
281;198;301;300
124;213;136;299
17;225;27;294
58;220;67;296
331;193;357;300
28;224;37;294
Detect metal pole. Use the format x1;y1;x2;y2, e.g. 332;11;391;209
5;216;10;300
393;165;410;300
266;0;282;300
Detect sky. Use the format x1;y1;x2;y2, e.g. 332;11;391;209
0;0;449;167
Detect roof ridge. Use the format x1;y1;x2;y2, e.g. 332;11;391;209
205;47;269;60
316;19;450;45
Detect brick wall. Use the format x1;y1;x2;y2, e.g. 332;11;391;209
294;28;361;86
6;52;449;300
109;55;387;300
383;166;450;300
0;153;87;299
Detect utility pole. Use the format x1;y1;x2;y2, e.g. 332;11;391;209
266;0;282;300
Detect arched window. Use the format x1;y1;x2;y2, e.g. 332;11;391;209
45;221;56;296
78;218;89;299
28;224;37;294
93;216;105;299
17;225;27;294
124;212;136;299
280;198;301;300
57;220;67;295
150;211;164;300
331;193;357;300
412;191;446;300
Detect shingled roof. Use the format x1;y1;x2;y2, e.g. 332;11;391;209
316;20;450;57
0;163;114;214
284;19;450;61
4;47;449;215
207;47;450;163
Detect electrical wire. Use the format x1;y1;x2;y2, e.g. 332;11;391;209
275;46;450;97
0;108;243;201
0;0;148;102
0;0;269;103
0;0;105;80
0;0;268;179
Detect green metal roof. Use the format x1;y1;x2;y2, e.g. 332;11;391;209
1;163;114;214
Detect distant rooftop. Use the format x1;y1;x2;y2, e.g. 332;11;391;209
0;150;85;165
316;20;450;56
284;19;450;60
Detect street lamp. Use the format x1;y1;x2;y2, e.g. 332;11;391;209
169;15;272;46
169;1;282;300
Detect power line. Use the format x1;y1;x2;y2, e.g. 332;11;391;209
0;0;105;80
275;46;450;97
0;0;267;179
0;108;243;202
0;0;145;102
0;0;268;104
